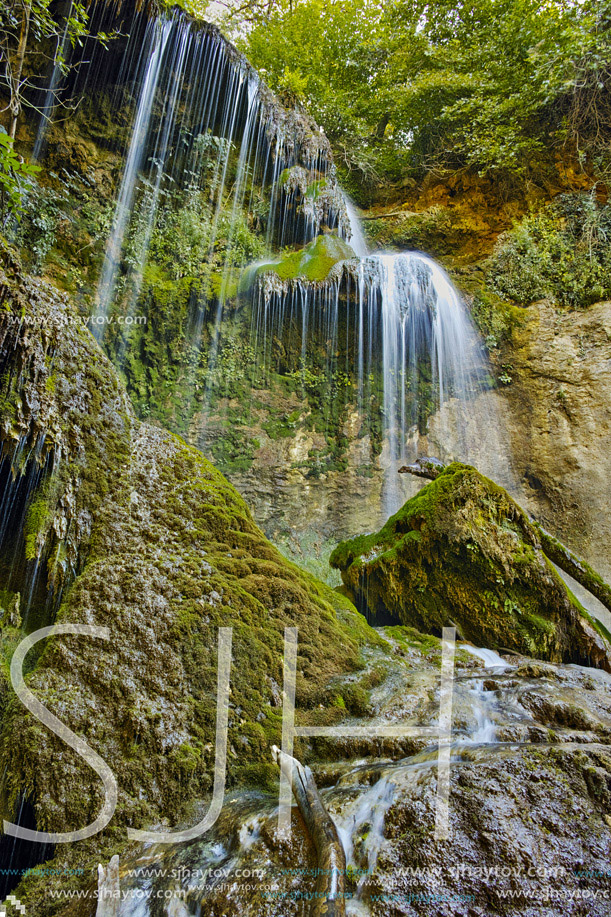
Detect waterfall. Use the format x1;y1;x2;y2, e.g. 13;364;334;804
30;1;511;525
344;197;369;258
464;647;509;670
249;244;509;516
94;16;173;333
373;252;473;506
32;1;75;162
461;645;509;745
71;7;342;345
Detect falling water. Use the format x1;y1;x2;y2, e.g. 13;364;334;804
27;1;509;520
32;1;75;162
464;646;509;670
344;196;369;258
249;246;506;516
461;645;509;745
76;7;342;350
93;17;172;332
373;252;475;509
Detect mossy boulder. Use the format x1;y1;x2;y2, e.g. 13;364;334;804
0;244;378;911
239;233;356;292
330;463;611;670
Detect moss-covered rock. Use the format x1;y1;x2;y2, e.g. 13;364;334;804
330;462;611;670
239;233;356;291
0;244;379;911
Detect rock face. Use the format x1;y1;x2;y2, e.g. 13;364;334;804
367;744;611;916
499;299;611;582
0;246;375;910
330;463;611;669
116;633;611;917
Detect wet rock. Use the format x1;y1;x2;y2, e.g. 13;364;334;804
0;247;379;910
118;639;611;917
330;463;611;670
398;456;447;480
367;744;611;916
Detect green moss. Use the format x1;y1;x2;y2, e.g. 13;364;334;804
535;523;611;616
340;682;370;716
24;497;50;561
470;287;522;353
0;254;389;910
240;233;356;290
582;609;611;647
262;412;300;439
331;463;611;667
384;624;441;654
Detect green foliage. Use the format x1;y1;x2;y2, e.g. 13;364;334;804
262;411;300;440
0;131;40;224
243;0;611;195
243;0;394;195
490;192;611;308
210;427;260;474
241;233;355;287
9;176;68;271
127;170;265;301
470;288;518;351
106;169;266;428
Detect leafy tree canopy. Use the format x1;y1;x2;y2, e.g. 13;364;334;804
226;0;611;196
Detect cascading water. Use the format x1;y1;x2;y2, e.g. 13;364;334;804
6;4;611;914
71;6;346;349
372;252;478;510
461;645;509;745
94;16;173;332
28;0;511;529
345;197;369;258
32;1;75;162
248;240;510;517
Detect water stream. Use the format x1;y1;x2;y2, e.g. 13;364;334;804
11;6;609;912
113;638;611;916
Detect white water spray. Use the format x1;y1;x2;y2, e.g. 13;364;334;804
345;197;369;258
94;18;172;332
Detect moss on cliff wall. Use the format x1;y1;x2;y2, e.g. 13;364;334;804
0;244;381;912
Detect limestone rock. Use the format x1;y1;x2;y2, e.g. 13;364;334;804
330;462;611;669
0;245;374;907
398;456;447;479
500;298;611;581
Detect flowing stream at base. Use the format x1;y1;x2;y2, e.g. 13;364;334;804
115;639;611;917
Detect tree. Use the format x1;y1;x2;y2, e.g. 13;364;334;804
0;0;115;140
242;0;611;190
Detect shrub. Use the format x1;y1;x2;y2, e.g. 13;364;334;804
0;131;40;226
490;192;611;309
